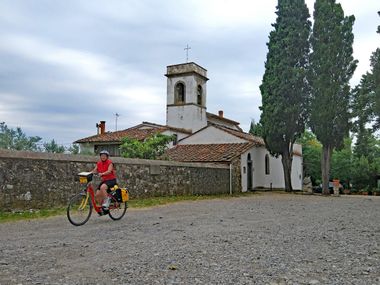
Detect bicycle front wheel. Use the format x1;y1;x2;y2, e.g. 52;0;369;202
108;195;127;221
67;192;92;226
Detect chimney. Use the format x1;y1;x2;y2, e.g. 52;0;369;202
99;121;106;134
218;110;224;118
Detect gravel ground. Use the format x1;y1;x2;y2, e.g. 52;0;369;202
0;193;379;285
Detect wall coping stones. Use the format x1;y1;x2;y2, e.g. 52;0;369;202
0;149;229;169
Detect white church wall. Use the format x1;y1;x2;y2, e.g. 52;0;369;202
240;146;303;191
251;147;266;188
265;153;285;189
166;105;207;133
178;126;247;145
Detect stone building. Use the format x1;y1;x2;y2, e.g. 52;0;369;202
75;62;303;191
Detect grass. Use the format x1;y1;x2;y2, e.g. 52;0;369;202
0;207;67;223
0;192;256;223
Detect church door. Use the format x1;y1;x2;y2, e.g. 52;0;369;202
247;153;253;191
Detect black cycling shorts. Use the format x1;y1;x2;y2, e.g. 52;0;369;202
97;179;117;190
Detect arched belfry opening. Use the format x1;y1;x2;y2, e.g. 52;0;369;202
197;85;203;106
175;82;185;104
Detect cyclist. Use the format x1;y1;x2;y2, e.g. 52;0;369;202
91;150;117;212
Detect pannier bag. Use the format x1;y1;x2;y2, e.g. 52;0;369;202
121;188;129;202
111;186;129;202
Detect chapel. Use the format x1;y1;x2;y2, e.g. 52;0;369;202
75;62;303;191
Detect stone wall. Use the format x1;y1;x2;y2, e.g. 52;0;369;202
0;149;232;210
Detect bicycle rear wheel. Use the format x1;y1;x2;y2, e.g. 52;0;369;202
67;192;92;226
108;195;127;220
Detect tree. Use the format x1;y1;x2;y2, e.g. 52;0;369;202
374;12;380;129
351;156;372;191
370;48;380;130
352;72;375;131
308;0;357;195
43;139;66;153
0;122;42;151
352;127;380;190
68;144;80;155
248;120;263;137
120;133;174;159
330;137;353;189
259;0;311;191
297;130;322;185
351;12;379;131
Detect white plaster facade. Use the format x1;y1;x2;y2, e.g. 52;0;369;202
240;147;303;192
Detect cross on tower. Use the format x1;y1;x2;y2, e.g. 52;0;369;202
184;44;191;63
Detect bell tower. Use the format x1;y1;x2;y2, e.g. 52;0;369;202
165;62;209;133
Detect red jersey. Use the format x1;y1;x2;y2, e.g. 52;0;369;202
97;159;116;181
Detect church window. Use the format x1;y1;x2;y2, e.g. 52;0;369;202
265;154;270;175
175;82;185;104
197;85;203;105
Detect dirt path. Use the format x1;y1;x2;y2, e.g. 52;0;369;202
0;193;379;285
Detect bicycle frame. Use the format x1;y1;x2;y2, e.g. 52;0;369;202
84;182;102;213
84;180;121;213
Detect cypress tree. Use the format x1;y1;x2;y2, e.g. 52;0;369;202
309;0;357;195
260;0;311;191
371;48;380;130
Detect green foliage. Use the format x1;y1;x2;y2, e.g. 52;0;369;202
352;73;375;131
354;127;380;163
259;0;311;191
351;156;371;190
43;139;65;153
260;0;311;155
308;0;357;194
297;130;322;185
249;120;263;137
68;144;80;155
375;12;380;129
0;122;42;151
370;48;380;130
330;137;353;187
309;0;357;150
120;133;174;159
352;49;380;132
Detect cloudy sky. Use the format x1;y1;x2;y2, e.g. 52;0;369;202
0;0;379;147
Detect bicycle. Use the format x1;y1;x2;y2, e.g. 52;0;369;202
67;172;128;226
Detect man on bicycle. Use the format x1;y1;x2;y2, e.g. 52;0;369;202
91;150;117;211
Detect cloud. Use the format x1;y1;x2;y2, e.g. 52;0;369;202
0;0;378;146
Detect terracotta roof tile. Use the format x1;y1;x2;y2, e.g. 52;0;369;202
75;122;191;143
206;112;240;126
165;143;254;163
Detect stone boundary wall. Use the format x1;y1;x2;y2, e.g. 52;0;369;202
0;149;234;210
